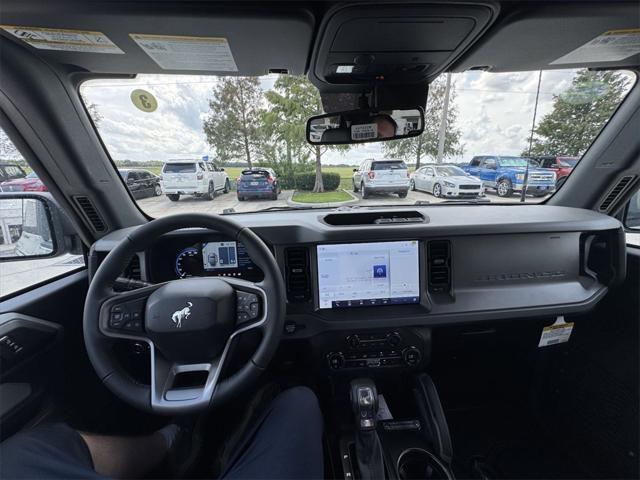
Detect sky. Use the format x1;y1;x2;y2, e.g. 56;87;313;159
79;69;634;166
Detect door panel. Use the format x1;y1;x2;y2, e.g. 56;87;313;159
0;270;88;439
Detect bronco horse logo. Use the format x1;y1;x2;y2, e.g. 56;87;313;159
171;302;193;328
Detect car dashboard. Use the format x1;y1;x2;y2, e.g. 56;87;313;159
89;204;625;371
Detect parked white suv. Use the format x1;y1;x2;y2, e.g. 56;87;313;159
352;159;410;198
160;160;230;201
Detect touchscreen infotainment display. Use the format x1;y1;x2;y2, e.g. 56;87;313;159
317;241;420;309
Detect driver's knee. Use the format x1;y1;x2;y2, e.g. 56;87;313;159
270;386;322;422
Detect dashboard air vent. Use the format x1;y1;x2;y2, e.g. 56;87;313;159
73;196;106;232
284;247;311;303
124;254;142;280
428;240;451;294
598;175;636;212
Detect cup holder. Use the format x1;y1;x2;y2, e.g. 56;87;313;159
396;448;453;480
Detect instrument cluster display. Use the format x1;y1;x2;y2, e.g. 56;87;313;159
148;235;263;282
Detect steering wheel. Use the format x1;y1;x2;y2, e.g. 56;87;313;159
83;214;285;414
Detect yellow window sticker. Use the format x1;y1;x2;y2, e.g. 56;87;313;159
130;89;158;113
0;25;123;54
130;34;238;72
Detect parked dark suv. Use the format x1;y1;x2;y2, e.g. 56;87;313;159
118;169;162;199
236;168;280;201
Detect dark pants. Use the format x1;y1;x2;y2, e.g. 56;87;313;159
0;386;324;479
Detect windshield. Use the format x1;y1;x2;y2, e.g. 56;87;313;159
80;68;634;217
436;166;466;177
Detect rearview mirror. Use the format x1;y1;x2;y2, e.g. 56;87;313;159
307;107;424;145
0;193;82;262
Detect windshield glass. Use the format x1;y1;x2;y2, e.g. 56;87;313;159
80;68;635;217
435;166;466;177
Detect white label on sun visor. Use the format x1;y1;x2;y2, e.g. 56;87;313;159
351;123;378;141
130;34;238;71
551;29;640;65
538;316;574;347
0;26;123;53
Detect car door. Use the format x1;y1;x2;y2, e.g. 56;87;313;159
137;171;152;197
212;164;225;190
354;160;366;185
126;171;143;198
466;157;483;177
424;167;436;192
480;157;498;186
413;167;424;190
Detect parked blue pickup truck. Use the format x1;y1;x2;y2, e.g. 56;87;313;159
463;155;556;197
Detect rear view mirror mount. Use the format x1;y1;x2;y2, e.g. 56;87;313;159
306;106;424;145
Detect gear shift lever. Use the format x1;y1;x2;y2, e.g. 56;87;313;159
351;378;378;431
350;378;385;479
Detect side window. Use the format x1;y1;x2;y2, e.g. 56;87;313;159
140;171;151;179
624;190;640;247
198;162;206;171
426;167;435;176
483;158;497;169
0;127;85;298
206;163;215;172
128;171;139;182
470;157;481;166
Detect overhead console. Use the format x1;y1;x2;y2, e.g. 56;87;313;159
309;2;498;105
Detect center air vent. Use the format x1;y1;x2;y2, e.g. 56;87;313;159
427;240;451;294
284;247;311;303
73;196;106;232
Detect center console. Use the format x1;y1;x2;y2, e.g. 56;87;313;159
337;374;454;480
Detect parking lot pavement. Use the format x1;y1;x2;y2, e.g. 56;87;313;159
137;188;547;217
137;190;293;217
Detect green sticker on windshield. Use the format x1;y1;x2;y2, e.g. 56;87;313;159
130;89;157;113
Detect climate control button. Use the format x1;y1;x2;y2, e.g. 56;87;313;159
402;346;422;367
327;352;345;370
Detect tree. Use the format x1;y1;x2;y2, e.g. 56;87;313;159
0;129;21;160
263;76;349;192
203;77;263;167
524;70;630;157
382;75;463;167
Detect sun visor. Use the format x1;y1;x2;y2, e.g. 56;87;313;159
309;2;498;98
452;2;640;72
0;4;314;76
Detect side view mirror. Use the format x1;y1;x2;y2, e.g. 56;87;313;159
353;168;357;173
0;192;82;262
307;106;424;145
220;167;225;172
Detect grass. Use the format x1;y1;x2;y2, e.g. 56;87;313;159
292;189;352;203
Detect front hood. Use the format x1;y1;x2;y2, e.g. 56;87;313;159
441;175;482;185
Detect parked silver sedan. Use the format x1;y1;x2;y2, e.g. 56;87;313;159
410;164;484;198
